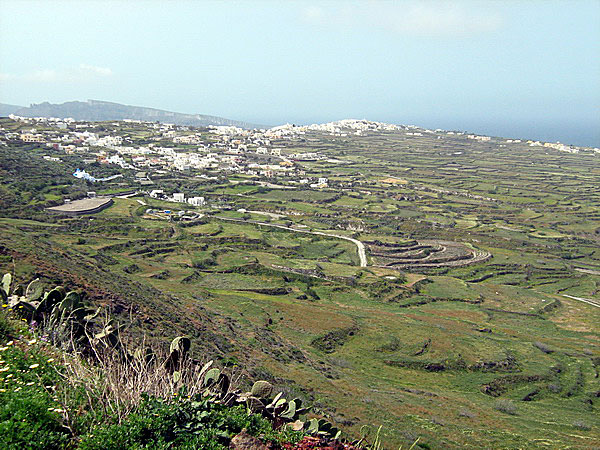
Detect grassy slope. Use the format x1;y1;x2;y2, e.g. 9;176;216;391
1;210;598;448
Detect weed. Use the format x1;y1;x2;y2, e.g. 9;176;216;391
0;310;14;340
494;399;517;415
533;341;554;354
573;420;591;431
458;408;476;419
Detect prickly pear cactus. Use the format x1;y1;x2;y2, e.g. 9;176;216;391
1;273;11;296
281;398;298;419
133;347;155;364
203;368;221;387
246;396;266;413
11;299;36;319
25;278;44;301
93;321;121;349
35;288;65;317
165;336;191;372
60;291;81;311
170;336;191;355
251;380;274;399
172;370;182;383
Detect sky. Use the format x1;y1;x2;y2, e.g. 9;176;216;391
1;0;599;146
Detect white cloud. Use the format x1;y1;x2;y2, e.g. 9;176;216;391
79;64;113;77
1;64;113;83
302;1;503;37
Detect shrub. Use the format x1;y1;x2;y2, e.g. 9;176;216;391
533;341;554;354
547;383;561;393
458;408;476;419
0;310;13;340
563;366;585;398
493;399;517;415
79;396;301;450
0;388;70;449
192;257;217;269
573;420;591;431
0;343;70;449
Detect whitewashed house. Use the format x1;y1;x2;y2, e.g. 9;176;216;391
187;196;205;206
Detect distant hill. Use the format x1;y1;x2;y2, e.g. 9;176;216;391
0;103;23;117
1;99;261;129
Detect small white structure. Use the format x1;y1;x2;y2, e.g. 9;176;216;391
256;147;268;155
318;177;328;185
173;193;185;203
149;190;164;198
187;196;205;206
271;148;282;156
20;133;45;143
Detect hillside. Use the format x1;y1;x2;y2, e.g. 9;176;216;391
2;100;261;129
0;275;352;449
0;103;22;116
0;116;598;447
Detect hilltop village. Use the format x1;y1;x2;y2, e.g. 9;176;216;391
2;115;597;207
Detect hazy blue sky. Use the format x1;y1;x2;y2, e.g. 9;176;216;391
1;1;599;145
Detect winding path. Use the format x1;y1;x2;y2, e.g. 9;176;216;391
562;294;600;309
216;216;367;267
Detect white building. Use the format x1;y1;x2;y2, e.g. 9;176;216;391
173;193;185;203
149;190;164;198
187;196;205;206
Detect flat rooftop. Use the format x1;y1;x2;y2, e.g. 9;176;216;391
47;197;113;214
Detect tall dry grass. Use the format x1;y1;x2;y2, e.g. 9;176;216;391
36;311;239;426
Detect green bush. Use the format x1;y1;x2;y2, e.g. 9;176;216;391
0;310;13;340
80;395;301;450
0;344;70;449
493;399;517;415
0;388;69;449
191;257;217;269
